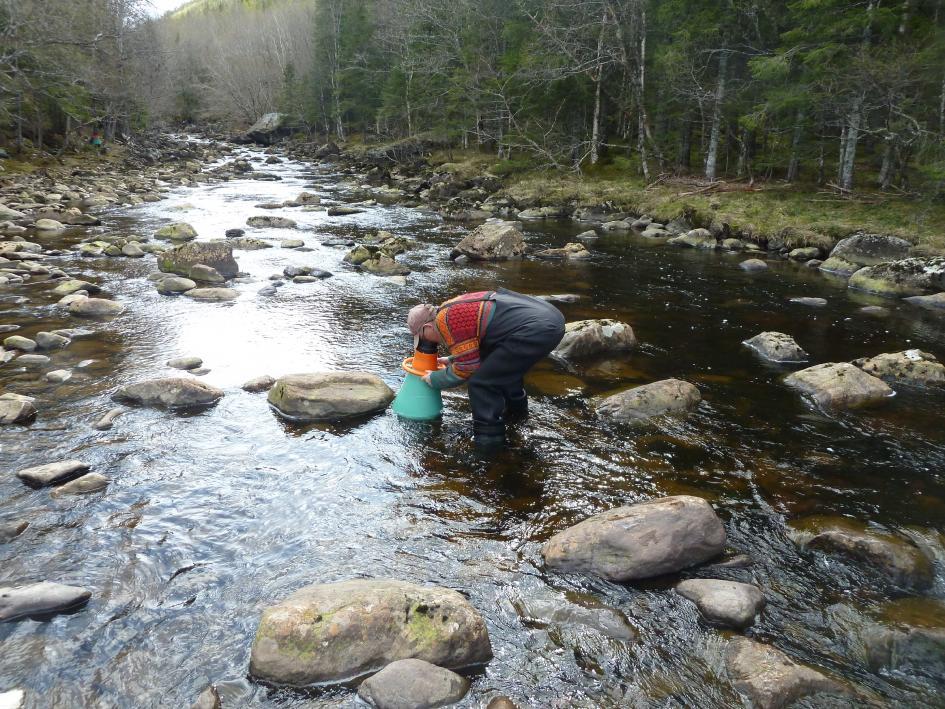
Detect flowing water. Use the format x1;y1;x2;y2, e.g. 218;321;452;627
2;145;945;708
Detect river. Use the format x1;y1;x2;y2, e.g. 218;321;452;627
2;142;944;707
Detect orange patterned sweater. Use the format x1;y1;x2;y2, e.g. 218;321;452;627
427;291;497;389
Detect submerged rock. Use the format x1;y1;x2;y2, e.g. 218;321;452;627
159;241;239;279
829;233;912;267
357;659;470;709
676;579;765;629
155;222;197;241
597;379;701;424
553;319;635;359
189;686;221;709
249;578;492;686
268;372;394;422
0;581;92;622
35;331;71;350
863;598;945;679
848;257;945;297
184;288;238;302
512;593;636;641
784;362;893;409
852;349;945;387
0;521;28;543
49;473;109;497
726;637;842;709
535;242;591;260
742;332;808;363
16;459;90;487
93;407;124;431
542;495;726;582
450;222;525;261
113;378;224;409
789;296;827;307
789;516;933;590
903;292;945;311
739;258;768;272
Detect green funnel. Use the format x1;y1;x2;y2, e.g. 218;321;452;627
392;372;443;421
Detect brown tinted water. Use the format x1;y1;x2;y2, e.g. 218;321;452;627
2;146;944;707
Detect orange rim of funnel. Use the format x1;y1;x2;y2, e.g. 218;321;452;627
402;355;446;377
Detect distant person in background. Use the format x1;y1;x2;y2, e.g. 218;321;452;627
89;130;104;152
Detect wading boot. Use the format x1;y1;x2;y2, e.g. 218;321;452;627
504;390;528;423
473;420;506;449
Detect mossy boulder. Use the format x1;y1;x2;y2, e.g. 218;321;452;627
249;579;492;686
154;222;197;242
159;241;239;279
848;257;945;297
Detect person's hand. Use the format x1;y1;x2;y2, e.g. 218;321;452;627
421;372;433;386
437;357;449;366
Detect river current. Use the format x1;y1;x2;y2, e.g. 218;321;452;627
2;144;944;707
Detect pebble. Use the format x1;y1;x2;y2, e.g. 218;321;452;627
93;407;124;430
168;356;203;370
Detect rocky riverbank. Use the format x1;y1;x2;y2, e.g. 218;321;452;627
2;132;944;708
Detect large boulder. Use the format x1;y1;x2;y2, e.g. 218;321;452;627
154;222;197;242
829;232;912;267
742;332;808;363
542;495;726;582
784;362;893;409
249;579;492;686
243;113;291;145
268;372;394;422
852;349;945;387
788;516;933;590
552;319;635;359
676;579;765;629
726;638;843;709
848;257;945;297
597;379;701;424
112;378;224;409
357;659;470;709
159;241;239;279
450;222;525;261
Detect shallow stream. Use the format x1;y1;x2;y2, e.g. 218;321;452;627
2;145;945;707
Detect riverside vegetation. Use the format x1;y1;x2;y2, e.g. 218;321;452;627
2;1;945;709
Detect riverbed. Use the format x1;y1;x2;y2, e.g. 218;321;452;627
2;143;944;707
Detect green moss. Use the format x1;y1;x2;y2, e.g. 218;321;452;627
405;602;443;650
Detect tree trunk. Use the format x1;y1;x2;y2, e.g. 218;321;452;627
839;96;863;191
940;71;945;136
786;109;804;182
736;126;751;179
704;51;728;181
15;93;23;153
837;124;847;184
677;113;692;173
589;11;606;165
878;137;896;189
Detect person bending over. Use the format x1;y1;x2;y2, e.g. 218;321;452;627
406;288;565;445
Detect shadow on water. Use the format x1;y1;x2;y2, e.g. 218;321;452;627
1;143;944;707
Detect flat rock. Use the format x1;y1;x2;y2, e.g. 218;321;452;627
676;579;765;629
68;298;124;317
51;279;99;296
168;356;203;371
357;658;470;709
726;637;842;709
784;362;893;409
242;375;276;393
597;379;701;424
739;259;768;272
553;319;635;359
249;578;492;686
789;516;933;590
742;332;808;363
49;473;109;497
184;288;238;302
16;354;50;367
46;369;71;383
450;221;524;261
852;349;945;387
268;372;394;422
0;399;36;425
16;459;90;487
113;378;224;409
903;292;945;310
247;215;296;229
542;495;726;582
327;205;364;216
829;232;912;266
0;581;92;622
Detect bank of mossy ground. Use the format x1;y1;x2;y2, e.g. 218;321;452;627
425;149;945;254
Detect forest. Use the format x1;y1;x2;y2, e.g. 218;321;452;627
3;0;945;198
